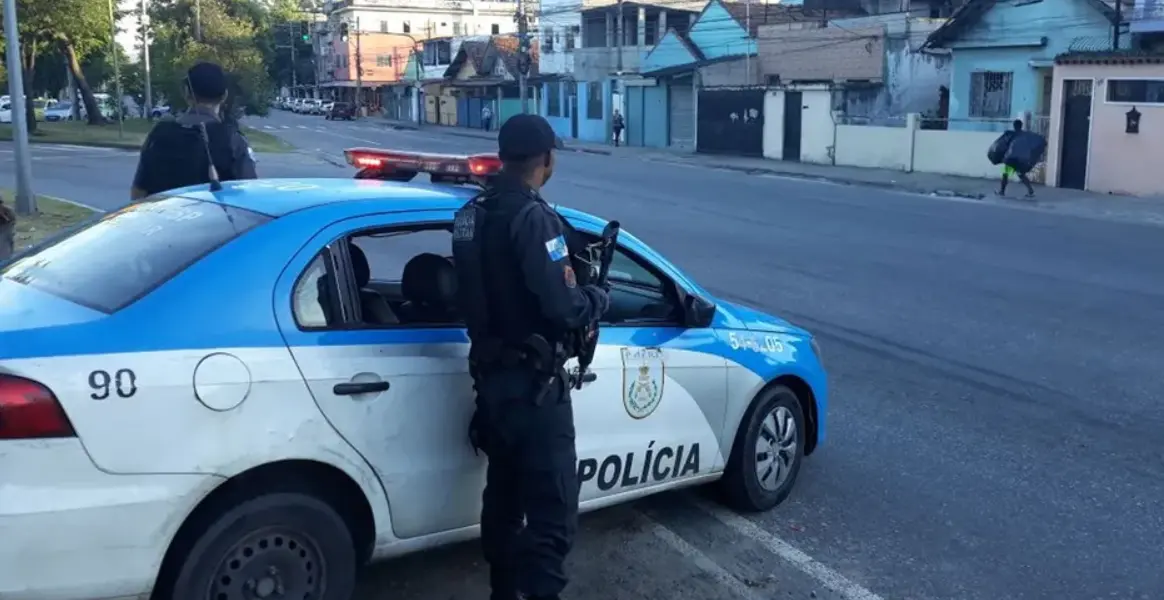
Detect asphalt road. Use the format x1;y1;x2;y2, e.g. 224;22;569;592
6;111;1164;600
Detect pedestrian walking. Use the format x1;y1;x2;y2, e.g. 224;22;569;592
482;103;494;132
988;119;1042;199
612;109;625;147
451;113;610;600
130;62;257;200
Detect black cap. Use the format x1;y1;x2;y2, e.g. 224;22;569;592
187;62;228;100
497;113;564;161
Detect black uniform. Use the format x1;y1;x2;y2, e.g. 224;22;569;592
132;106;258;196
452;115;609;600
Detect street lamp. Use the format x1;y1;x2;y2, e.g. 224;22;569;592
2;0;36;214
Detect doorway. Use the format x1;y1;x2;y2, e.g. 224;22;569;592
783;91;803;162
1057;79;1092;190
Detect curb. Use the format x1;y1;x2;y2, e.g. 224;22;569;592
644;156;998;201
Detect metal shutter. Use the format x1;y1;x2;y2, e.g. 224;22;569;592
668;79;695;149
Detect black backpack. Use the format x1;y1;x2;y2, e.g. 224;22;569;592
138;120;238;195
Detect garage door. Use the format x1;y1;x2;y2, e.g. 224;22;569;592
668;78;694;150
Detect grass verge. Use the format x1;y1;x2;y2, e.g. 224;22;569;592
0;119;293;153
0;191;97;249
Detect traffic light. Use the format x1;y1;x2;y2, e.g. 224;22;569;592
340;22;349;42
300;21;310;42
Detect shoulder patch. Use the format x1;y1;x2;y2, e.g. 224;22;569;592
545;235;568;261
453;208;475;241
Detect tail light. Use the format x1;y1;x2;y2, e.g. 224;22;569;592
0;375;76;439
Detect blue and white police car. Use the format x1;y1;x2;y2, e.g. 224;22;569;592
0;149;828;600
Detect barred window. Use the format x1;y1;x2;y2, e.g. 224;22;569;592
969;71;1013;118
1107;79;1164;104
547;82;562;117
586;82;603;120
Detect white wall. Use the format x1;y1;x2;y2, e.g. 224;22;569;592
800;89;834;164
834;125;912;170
538;0;579;74
341;8;515;37
912;129;999;178
762;91;784;160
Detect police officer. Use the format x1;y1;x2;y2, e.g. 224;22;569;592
130;61;257;200
452;114;610;600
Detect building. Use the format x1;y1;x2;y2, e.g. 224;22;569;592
319;0;521;110
1043;49;1163;195
536;0;583;137
922;0;1131;132
442;35;539;129
397;35;490;123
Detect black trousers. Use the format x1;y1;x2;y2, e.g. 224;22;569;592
474;367;579;600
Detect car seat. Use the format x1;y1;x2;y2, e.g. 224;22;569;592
398;253;458;324
349;243;399;325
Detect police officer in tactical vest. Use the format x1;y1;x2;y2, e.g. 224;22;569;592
130;61;257;200
452;114;610;600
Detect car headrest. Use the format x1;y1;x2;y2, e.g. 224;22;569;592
349;243;370;289
401;253;457;307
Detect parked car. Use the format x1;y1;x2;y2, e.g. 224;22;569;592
44;102;77;122
150;104;171;118
326;101;356;120
306;99;324;115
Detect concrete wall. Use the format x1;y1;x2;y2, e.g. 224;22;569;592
699;56;763;87
574;47;642;81
1046;63;1164;197
758;24;886;81
945;0;1117;130
762;106;1004;179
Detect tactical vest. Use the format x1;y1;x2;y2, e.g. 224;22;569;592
452;187;591;367
139;121;237;195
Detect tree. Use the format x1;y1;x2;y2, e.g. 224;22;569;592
149;0;273;116
4;0;122;129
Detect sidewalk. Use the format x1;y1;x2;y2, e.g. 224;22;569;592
377;118;1164;227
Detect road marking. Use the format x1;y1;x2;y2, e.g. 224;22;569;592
263;125;275;130
689;497;886;600
637;512;767;600
296;125;308;129
281;125;291;129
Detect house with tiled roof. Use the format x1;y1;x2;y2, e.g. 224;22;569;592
439;35;540;130
921;0;1134;132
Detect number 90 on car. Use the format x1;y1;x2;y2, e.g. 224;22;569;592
726;332;785;355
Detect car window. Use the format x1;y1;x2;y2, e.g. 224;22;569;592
609;247;665;289
293;252;338;329
602;246;680;325
1;196;270;313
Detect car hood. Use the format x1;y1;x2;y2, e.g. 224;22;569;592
716;298;809;336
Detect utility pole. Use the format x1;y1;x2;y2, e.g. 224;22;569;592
194;0;202;42
109;0;124;139
1113;0;1123;50
141;0;153;117
745;0;751;83
517;0;529;113
291;23;299;92
3;0;35;215
355;16;363;115
615;0;623;74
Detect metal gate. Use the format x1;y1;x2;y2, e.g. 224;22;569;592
668;77;694;149
696;88;764;156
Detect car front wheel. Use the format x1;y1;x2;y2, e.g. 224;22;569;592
720;385;805;512
165;492;357;600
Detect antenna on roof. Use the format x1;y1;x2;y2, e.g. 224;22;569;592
196;122;224;192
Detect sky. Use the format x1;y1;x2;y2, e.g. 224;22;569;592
116;0;143;63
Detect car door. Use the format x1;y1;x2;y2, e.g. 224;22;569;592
274;211;484;541
567;230;729;504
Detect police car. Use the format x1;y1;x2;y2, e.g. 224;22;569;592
0;149;827;600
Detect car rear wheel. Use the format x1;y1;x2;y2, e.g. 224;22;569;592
720;385;805;512
166;492;357;600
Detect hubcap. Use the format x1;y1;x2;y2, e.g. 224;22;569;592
208;528;325;600
754;406;798;492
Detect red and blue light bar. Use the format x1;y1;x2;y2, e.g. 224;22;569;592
343;148;504;178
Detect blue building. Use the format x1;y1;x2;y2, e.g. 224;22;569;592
633;0;768;151
923;0;1129;131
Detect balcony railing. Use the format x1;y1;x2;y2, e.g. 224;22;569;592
326;0;516;11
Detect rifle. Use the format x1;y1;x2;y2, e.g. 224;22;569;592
574;220;620;390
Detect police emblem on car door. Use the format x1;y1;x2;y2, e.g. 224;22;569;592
623;348;664;419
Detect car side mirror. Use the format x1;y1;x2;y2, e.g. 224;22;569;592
682;294;716;328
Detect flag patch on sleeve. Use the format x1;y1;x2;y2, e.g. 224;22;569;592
545;235;568;262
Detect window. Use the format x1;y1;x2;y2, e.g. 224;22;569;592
453;22;462;35
542;27;555;52
403;20;411;33
292;226;461;329
969;71;1013;118
586;82;603;119
598;245;680;325
547;82;562;117
2;196;270;313
492;23;500;34
1106;79;1164;104
565;25;578;51
380;20;388;33
376;54;393;67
